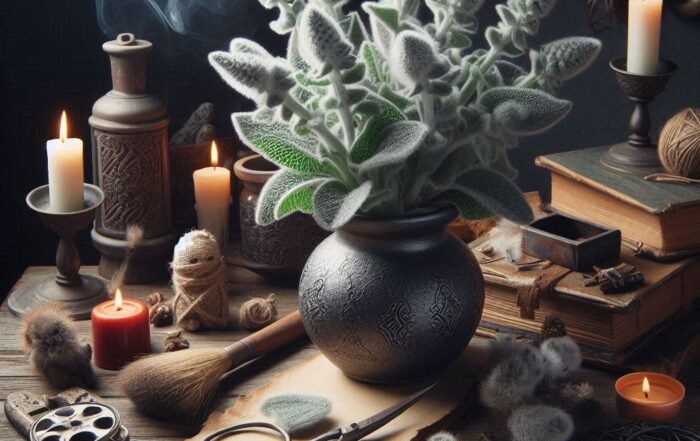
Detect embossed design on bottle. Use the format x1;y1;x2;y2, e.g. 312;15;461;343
430;279;463;338
89;33;174;283
96;131;168;235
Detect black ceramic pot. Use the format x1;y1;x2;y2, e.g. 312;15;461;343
233;155;329;284
299;206;485;383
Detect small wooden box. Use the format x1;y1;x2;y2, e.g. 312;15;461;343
522;213;621;271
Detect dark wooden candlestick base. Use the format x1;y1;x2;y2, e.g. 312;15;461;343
601;57;677;176
8;184;108;320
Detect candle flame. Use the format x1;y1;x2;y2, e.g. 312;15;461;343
59;110;68;143
643;376;650;399
115;287;124;310
211;141;219;169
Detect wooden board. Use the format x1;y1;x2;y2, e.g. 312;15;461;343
191;341;488;441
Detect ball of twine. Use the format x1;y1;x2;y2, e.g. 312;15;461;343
659;108;700;179
238;294;278;331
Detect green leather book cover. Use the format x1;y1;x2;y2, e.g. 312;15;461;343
536;146;700;215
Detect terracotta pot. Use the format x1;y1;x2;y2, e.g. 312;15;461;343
299;206;485;383
233;155;329;283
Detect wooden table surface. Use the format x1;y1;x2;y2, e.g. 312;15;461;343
1;266;698;441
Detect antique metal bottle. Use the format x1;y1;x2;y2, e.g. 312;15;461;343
90;33;175;283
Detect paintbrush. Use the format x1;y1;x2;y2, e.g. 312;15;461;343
117;310;305;422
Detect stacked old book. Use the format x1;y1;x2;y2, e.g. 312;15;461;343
473;146;700;370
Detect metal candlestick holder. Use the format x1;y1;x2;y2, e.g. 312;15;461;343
601;57;678;175
8;184;109;320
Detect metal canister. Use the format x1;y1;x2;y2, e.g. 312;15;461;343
90;33;174;283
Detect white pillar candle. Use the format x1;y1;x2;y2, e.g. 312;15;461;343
193;141;231;250
627;0;663;75
47;111;84;212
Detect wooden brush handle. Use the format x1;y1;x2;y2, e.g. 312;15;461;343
224;310;305;367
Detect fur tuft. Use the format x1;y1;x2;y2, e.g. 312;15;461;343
260;394;331;435
508;404;574;441
480;344;545;411
116;348;233;422
541;336;582;378
428;431;460;441
20;303;95;389
126;225;144;249
490;219;523;261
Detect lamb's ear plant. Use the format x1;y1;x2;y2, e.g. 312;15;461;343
210;0;601;230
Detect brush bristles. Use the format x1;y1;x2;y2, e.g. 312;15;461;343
117;348;232;421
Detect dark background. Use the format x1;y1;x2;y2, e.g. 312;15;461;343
1;1;698;299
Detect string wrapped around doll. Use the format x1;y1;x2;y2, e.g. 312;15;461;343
171;230;230;331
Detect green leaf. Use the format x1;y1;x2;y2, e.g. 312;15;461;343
274;178;328;219
295;72;331;87
485;26;502;49
437;190;493;220
361;42;387;86
448;168;533;223
379;85;413;110
350;105;405;163
341;63;366;84
478;87;572;135
496;5;517;26
449;30;472;49
357;121;430;173
362;4;400;32
339;12;370;52
313;180;373;230
233;112;331;174
257;169;313;225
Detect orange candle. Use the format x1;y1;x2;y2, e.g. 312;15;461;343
616;372;685;422
91;288;150;370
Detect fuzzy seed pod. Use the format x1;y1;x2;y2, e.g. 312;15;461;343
209;50;294;107
298;6;354;76
508;404;574;441
230;37;274;58
539;37;601;81
390;30;449;95
541;336;582;378
480;343;546;411
541;315;567;341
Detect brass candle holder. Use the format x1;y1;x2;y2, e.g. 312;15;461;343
601;57;677;175
8;184;108;320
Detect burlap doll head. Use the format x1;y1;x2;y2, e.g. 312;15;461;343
171;230;230;331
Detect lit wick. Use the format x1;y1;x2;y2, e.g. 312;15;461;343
210;140;218;171
115;287;124;312
643;376;650;399
59;110;67;143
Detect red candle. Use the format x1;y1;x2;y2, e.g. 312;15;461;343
91;288;150;370
616;372;685;422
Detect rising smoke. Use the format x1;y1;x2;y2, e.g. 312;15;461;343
95;0;262;55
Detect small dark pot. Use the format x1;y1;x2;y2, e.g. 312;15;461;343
233;155;329;283
299;206;485;383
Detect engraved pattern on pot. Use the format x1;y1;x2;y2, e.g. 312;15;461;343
240;200;287;266
96;130;167;235
429;279;464;338
330;259;379;362
240;200;328;267
377;295;414;350
299;272;328;336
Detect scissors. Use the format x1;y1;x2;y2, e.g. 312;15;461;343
202;384;436;441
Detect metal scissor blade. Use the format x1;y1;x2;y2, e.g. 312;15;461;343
338;383;437;441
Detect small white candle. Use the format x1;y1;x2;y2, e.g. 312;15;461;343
47;111;84;212
627;0;663;75
193;141;231;250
